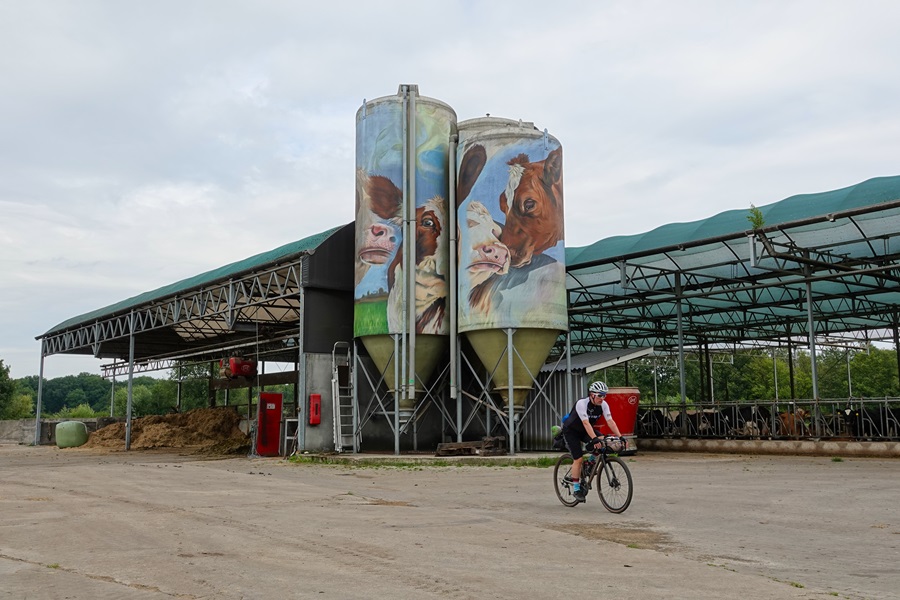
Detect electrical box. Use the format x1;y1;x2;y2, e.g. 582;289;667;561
309;393;321;426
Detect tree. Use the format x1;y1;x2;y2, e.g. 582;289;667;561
0;359;20;418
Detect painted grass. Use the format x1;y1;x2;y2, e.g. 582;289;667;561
354;299;388;337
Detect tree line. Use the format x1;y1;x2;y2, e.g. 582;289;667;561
0;359;294;420
598;345;899;405
2;345;898;420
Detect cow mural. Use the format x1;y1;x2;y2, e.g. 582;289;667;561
455;135;567;332
354;96;453;337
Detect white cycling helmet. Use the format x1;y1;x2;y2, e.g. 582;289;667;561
589;381;608;396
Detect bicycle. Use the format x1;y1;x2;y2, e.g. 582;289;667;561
553;436;633;513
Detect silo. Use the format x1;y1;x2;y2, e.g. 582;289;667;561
354;86;456;418
456;118;567;409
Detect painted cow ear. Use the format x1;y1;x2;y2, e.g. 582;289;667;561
457;144;486;206
542;146;562;190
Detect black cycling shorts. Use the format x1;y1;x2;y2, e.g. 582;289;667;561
562;427;592;460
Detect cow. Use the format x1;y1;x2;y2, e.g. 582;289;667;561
456;144;510;315
718;405;772;438
386;195;448;334
355;168;402;286
498;146;563;268
637;408;674;437
672;410;715;436
777;407;810;438
842;405;900;441
461;200;510;315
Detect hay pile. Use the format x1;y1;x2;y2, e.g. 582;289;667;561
84;407;250;454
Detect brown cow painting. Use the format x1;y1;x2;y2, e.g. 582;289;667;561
456;139;567;332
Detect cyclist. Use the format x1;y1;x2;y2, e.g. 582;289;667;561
561;381;625;503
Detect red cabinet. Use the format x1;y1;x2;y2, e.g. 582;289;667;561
256;392;282;457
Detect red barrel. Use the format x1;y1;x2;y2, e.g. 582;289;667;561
595;387;640;436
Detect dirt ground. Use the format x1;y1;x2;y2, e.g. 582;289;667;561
1;444;897;600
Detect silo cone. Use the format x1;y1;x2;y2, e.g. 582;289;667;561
466;328;560;408
354;86;456;416
456;118;568;410
359;335;446;412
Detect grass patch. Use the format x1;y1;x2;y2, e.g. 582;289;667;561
287;454;557;469
831;456;844;462
48;563;60;569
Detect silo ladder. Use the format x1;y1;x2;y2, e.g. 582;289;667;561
332;342;356;452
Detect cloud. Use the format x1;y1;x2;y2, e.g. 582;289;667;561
2;0;900;377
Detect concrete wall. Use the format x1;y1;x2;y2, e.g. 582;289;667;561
299;352;337;452
0;419;33;444
0;418;113;446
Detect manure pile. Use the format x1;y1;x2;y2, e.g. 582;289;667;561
85;407;250;453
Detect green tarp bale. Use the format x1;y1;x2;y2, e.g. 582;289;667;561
56;421;88;448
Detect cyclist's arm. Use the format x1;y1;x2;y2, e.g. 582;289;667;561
600;400;624;437
605;416;623;438
582;419;596;440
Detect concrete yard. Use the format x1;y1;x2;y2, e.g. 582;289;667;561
0;444;897;599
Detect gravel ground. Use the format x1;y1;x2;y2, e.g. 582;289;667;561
1;444;897;599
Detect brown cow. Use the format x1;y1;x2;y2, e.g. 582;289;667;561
778;407;810;437
498;146;563;268
387;195;448;334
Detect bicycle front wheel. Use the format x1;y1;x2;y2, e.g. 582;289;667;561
553;453;580;507
596;456;633;513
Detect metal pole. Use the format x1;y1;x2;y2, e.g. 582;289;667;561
33;347;45;446
297;286;307;452
394;334;400;456
407;87;417;409
805;279;819;400
507;328;515;456
805;277;821;436
787;337;796;399
110;375;116;416
675;274;687;408
399;85;409;438
175;366;182;413
449;133;461;443
565;331;573;406
352;341;359;453
847;350;853;397
653;355;658;404
893;318;900;389
772;349;779;400
125;312;136;451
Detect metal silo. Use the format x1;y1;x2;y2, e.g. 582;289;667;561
355;85;456;423
455;117;567;411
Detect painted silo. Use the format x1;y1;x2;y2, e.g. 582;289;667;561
456;118;567;409
354;86;456;415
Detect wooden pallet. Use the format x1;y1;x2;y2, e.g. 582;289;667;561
435;436;507;457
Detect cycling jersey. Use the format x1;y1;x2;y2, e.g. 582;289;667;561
562;396;612;431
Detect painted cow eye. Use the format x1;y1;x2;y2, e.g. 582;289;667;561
523;198;537;213
422;217;435;228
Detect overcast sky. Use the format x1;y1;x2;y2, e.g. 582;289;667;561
2;1;900;379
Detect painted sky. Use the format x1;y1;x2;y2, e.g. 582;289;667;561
3;1;900;378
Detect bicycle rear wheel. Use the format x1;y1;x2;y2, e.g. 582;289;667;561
553;453;579;507
596;456;633;513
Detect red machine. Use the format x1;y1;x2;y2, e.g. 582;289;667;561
255;392;282;457
595;387;640;436
309;393;321;426
219;357;257;379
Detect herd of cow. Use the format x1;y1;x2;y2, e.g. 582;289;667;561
637;402;900;441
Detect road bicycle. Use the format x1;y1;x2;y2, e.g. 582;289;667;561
553;436;633;513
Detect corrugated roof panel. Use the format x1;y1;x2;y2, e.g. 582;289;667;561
42;225;344;336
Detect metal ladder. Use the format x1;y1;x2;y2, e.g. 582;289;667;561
332;342;356;452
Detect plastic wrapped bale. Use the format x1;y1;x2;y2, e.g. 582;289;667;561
56;421;89;448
